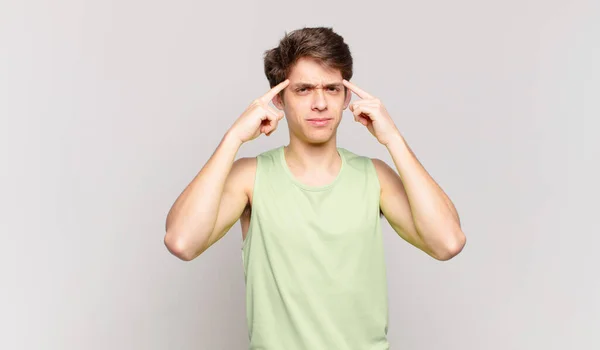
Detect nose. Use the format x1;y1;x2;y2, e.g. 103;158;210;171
311;88;328;111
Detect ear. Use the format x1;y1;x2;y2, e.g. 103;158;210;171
343;88;352;110
272;92;285;110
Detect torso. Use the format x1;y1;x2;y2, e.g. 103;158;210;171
240;146;390;349
239;152;348;242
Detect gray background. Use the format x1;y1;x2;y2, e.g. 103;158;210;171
1;0;598;349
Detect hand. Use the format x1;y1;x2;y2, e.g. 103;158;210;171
343;79;400;146
228;79;290;143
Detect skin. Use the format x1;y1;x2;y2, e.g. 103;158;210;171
269;57;352;187
164;56;466;262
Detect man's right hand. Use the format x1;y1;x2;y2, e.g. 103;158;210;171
228;79;290;143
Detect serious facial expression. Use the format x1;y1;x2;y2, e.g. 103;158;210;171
273;57;352;144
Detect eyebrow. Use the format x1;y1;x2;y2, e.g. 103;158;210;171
292;82;343;89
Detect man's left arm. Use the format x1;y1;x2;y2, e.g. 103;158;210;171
374;136;465;261
343;79;466;261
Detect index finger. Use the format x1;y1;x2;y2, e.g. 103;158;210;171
342;79;374;99
261;79;290;103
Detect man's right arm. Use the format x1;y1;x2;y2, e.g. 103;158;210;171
164;79;290;261
164;132;251;261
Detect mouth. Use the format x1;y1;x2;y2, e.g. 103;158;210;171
306;118;333;126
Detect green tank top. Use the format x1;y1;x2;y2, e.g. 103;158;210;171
241;145;389;350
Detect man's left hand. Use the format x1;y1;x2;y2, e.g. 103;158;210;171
343;79;400;146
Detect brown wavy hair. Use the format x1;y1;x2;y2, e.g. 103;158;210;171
263;27;353;99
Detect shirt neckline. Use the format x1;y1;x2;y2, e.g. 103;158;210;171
278;145;346;192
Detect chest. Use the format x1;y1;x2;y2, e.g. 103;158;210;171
256;185;379;244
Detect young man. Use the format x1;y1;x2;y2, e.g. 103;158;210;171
164;27;465;349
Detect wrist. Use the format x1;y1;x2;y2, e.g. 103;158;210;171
384;130;405;148
222;130;244;150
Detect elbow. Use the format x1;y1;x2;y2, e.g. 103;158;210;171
164;231;201;262
433;230;466;261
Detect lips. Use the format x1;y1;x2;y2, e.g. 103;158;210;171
306;118;332;126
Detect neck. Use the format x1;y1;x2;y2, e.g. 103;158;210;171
284;136;340;172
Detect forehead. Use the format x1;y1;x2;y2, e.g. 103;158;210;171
287;57;342;84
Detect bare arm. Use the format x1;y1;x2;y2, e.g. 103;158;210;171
164;79;290;261
342;79;465;261
374;135;465;261
164;134;248;261
372;158;430;256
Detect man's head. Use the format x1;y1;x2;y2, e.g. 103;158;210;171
263;27;353;144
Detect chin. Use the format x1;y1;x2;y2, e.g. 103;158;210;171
290;122;338;144
303;132;335;145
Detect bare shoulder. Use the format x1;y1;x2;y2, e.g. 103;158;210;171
231;156;257;175
370;157;408;198
232;157;256;235
370;158;400;183
228;157;257;200
370;157;390;172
